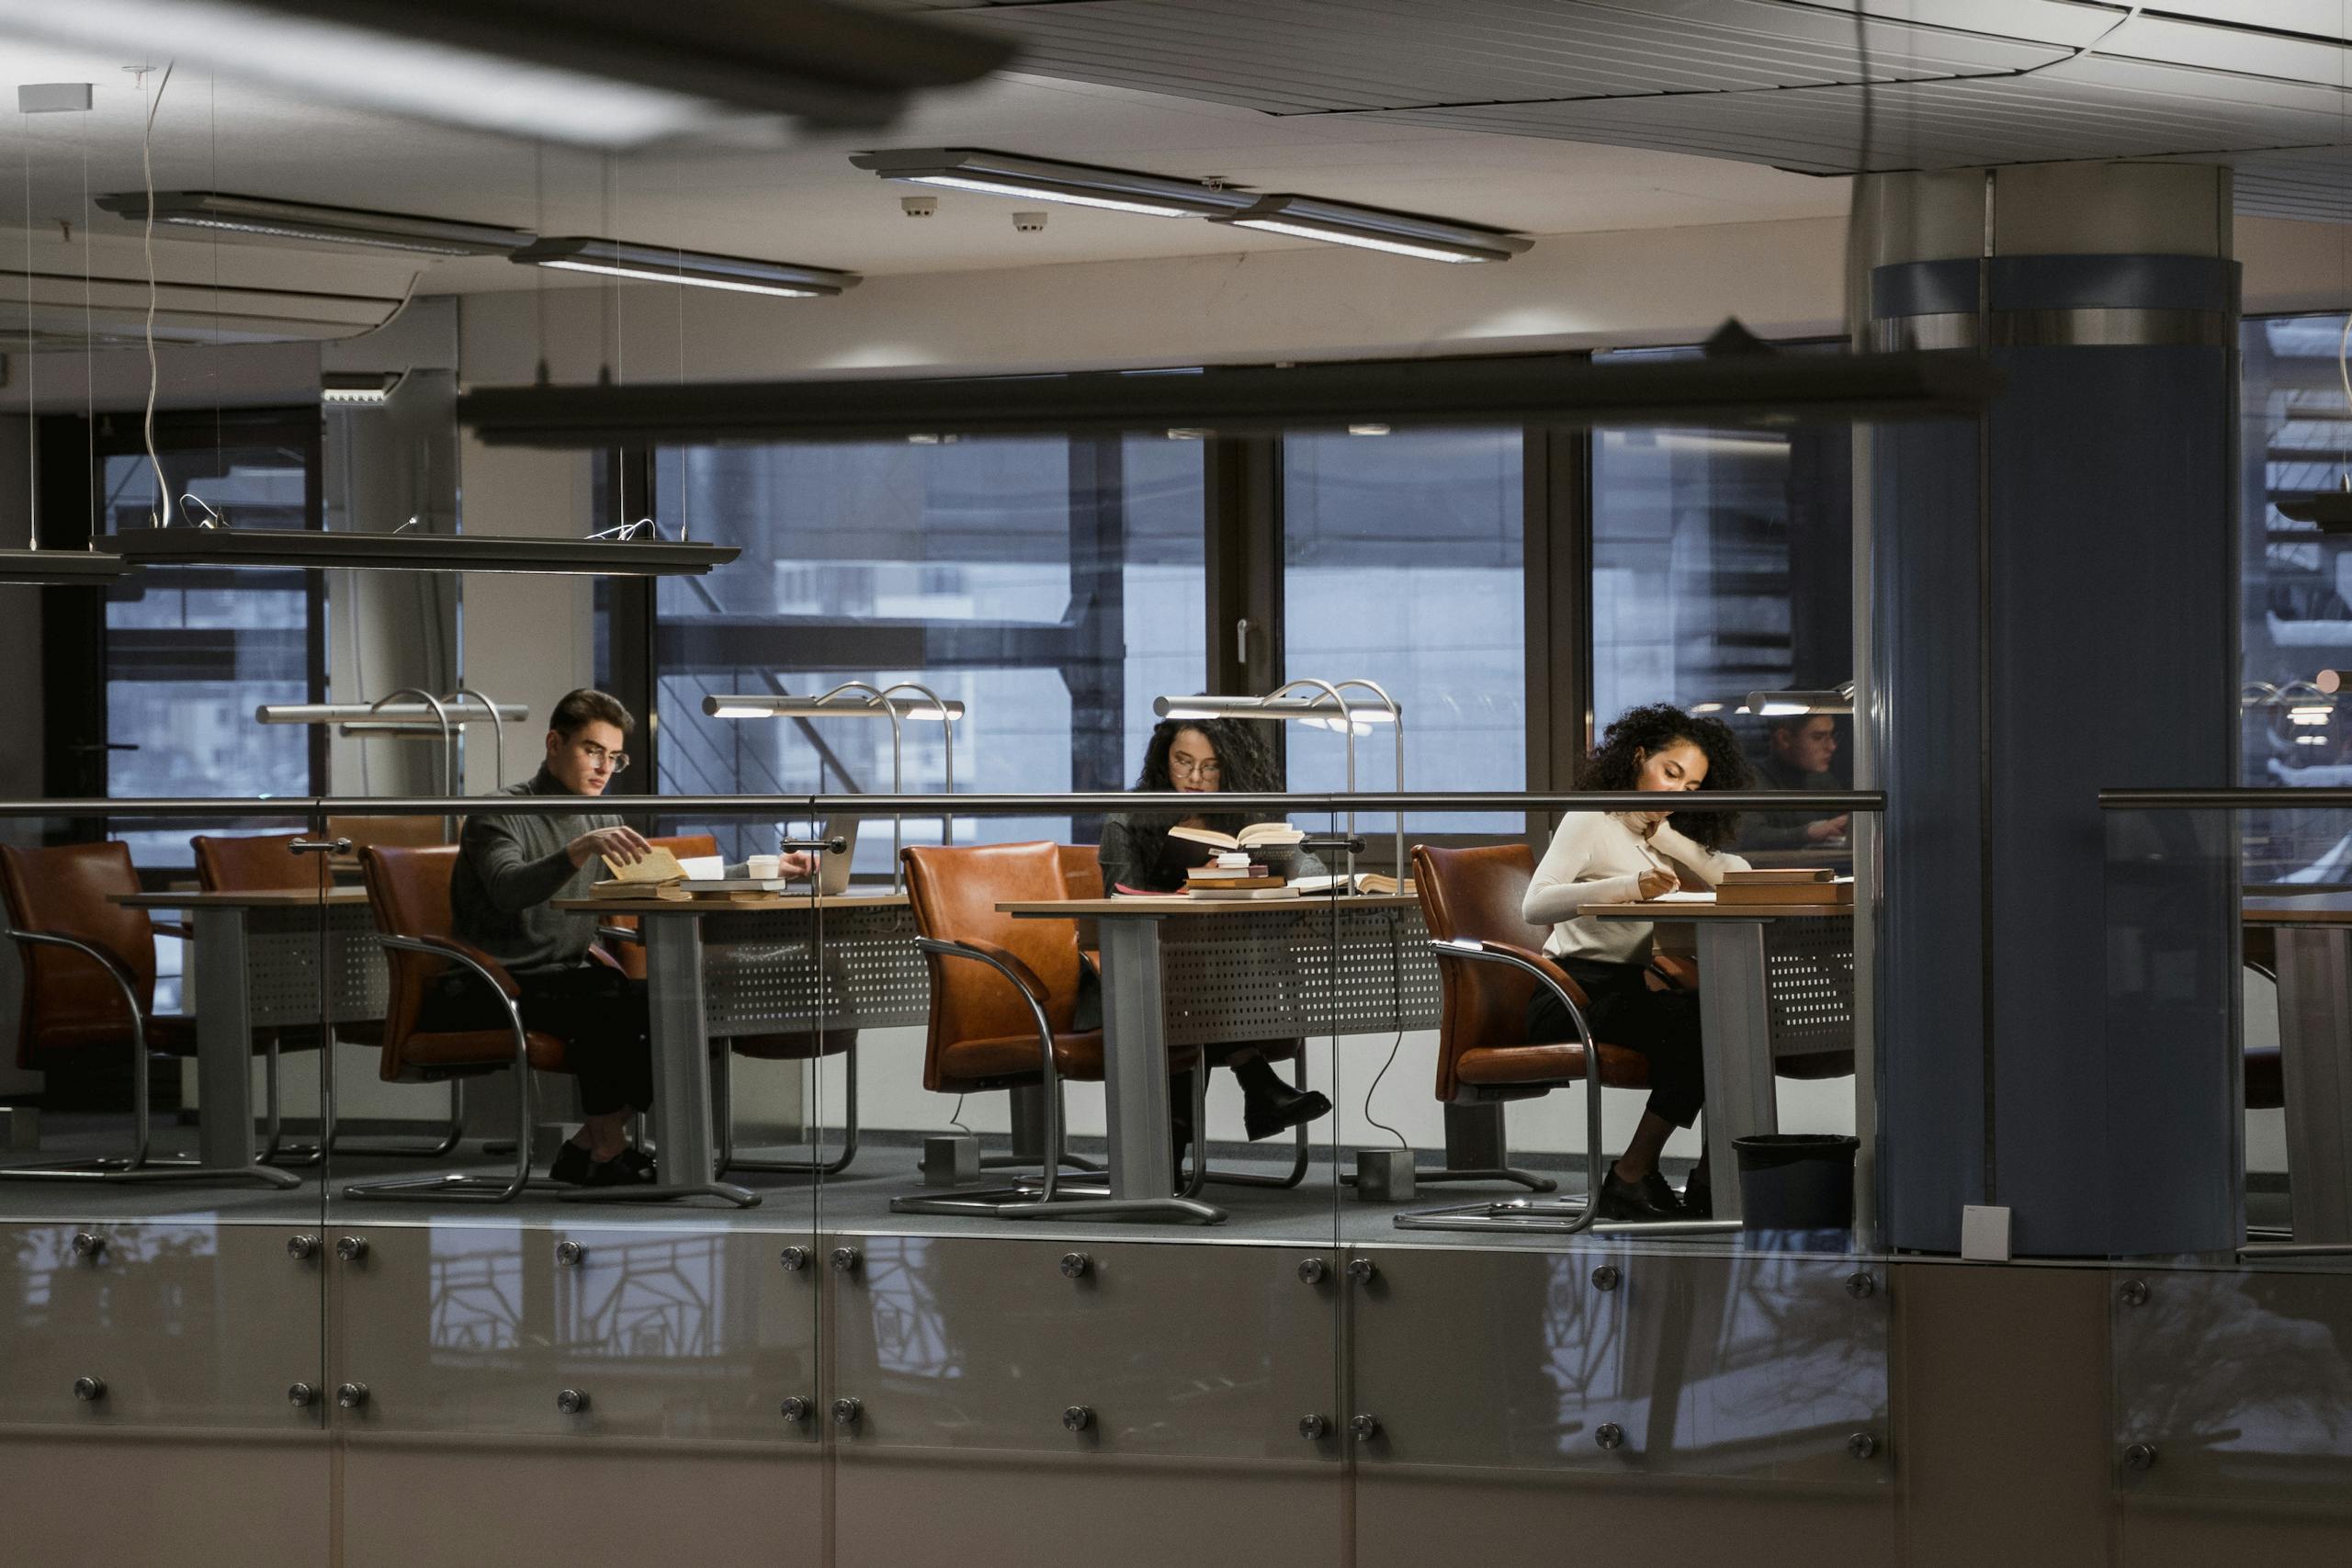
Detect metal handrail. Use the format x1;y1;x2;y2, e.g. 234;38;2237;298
0;788;1885;818
2102;788;2352;809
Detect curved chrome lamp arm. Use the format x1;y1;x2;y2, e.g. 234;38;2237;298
878;680;957;849
813;681;903;890
1272;677;1361;869
443;684;514;794
1431;937;1606;1235
1333;677;1406;877
371;687;456;795
6;927;158;1167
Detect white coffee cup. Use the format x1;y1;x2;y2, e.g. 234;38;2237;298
746;854;782;880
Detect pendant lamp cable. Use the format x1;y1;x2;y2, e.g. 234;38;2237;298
139;61;174;527
23;96;37;550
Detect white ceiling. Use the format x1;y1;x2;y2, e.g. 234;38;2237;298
8;0;2352;304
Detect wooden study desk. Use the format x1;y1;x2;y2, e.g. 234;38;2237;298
1581;896;1857;1225
552;893;921;1207
989;894;1440;1223
107;888;380;1188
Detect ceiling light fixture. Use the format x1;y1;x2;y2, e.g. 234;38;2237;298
322;371;406;406
0;0;1016;148
96;190;530;257
1209;195;1532;264
0;547;128;584
849;147;1252;219
99;527;738;577
509;237;860;298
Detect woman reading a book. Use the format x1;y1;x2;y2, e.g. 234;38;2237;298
1096;717;1333;1143
1523;704;1753;1222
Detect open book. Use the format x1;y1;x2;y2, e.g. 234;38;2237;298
1167;821;1305;852
592;847;789;900
1289;872;1412;897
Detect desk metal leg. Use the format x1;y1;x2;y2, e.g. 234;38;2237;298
167;909;298;1189
2273;927;2352;1244
1098;917;1219;1220
567;915;755;1208
1693;921;1780;1225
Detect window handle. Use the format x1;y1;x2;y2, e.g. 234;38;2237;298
1236;616;1251;665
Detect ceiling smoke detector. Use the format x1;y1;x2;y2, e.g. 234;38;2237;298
899;195;936;218
1012;210;1047;233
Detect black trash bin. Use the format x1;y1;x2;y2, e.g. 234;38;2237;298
1732;1134;1859;1237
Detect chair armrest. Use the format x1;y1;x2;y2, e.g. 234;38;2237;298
380;933;523;1000
922;935;1052;1005
4;927;152;1038
597;925;643;945
152;919;195;941
1430;936;1596;1028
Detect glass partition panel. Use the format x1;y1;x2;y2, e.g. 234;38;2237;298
318;798;823;1568
0;805;329;1561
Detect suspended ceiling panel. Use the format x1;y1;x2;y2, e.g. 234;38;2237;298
958;0;2087;116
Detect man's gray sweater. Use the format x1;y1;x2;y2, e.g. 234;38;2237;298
450;767;623;978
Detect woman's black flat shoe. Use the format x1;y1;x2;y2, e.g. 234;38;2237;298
1244;1087;1332;1141
610;1146;657;1184
1595;1168;1683;1223
548;1142;596;1186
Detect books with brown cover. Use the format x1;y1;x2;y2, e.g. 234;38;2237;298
1718;867;1837;886
1716;876;1852;906
1185;874;1287;891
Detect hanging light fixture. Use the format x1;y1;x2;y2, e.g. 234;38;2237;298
849;147;1250;218
96;191;531;256
508;237;860;298
1208;194;1532;264
0;0;1018;148
322;371;407;406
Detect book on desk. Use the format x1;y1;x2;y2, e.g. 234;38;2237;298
591;846;800;903
1715;868;1852;908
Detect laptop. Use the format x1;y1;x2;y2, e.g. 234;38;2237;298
810;815;860;897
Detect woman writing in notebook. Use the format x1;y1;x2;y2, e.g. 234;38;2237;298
1523;704;1753;1222
1096;717;1331;1142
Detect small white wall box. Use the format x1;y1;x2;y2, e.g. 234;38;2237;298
1960;1204;2013;1262
18;84;94;113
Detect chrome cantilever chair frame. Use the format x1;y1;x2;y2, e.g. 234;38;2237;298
1394;939;1735;1236
889;936;1222;1224
340;936;537;1204
0;928;298;1188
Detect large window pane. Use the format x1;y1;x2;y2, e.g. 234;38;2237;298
1590;355;1852;854
1281;428;1524;821
652;434;1205;869
96;423;319;868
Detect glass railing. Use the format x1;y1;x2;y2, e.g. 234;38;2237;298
0;785;1884;1558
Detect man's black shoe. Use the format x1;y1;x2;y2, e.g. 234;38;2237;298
1595;1168;1683;1223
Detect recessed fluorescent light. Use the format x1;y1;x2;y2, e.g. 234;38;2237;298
1210;195;1532;264
509;237;859;299
322;371;406;406
850;148;1253;219
0;0;1015;148
1347;423;1391;435
96;191;529;257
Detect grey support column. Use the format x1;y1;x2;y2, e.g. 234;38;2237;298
1865;163;2241;1258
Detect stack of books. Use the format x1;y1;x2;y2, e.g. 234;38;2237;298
588;846;797;903
1715;867;1854;907
1183;849;1297;900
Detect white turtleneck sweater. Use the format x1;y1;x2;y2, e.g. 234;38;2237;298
1521;813;1750;965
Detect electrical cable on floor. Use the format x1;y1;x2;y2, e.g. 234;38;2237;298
947;1094;968;1134
1359;916;1409;1150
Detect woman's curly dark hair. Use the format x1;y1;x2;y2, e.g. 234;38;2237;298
1123;718;1287;886
1577;703;1752;851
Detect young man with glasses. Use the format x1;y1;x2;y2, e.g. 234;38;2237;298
436;688;661;1186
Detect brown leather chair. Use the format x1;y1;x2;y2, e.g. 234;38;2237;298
0;840;282;1183
191;832;455;1164
610;834;858;1177
341;843;573;1201
894;840;1212;1221
1413;842;1666;1226
1057;843;1101;904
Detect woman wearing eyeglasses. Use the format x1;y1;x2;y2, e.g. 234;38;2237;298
1094;716;1331;1146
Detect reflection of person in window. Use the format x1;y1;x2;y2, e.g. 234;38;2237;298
1522;705;1752;1221
1742;715;1849;852
1095;717;1331;1145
